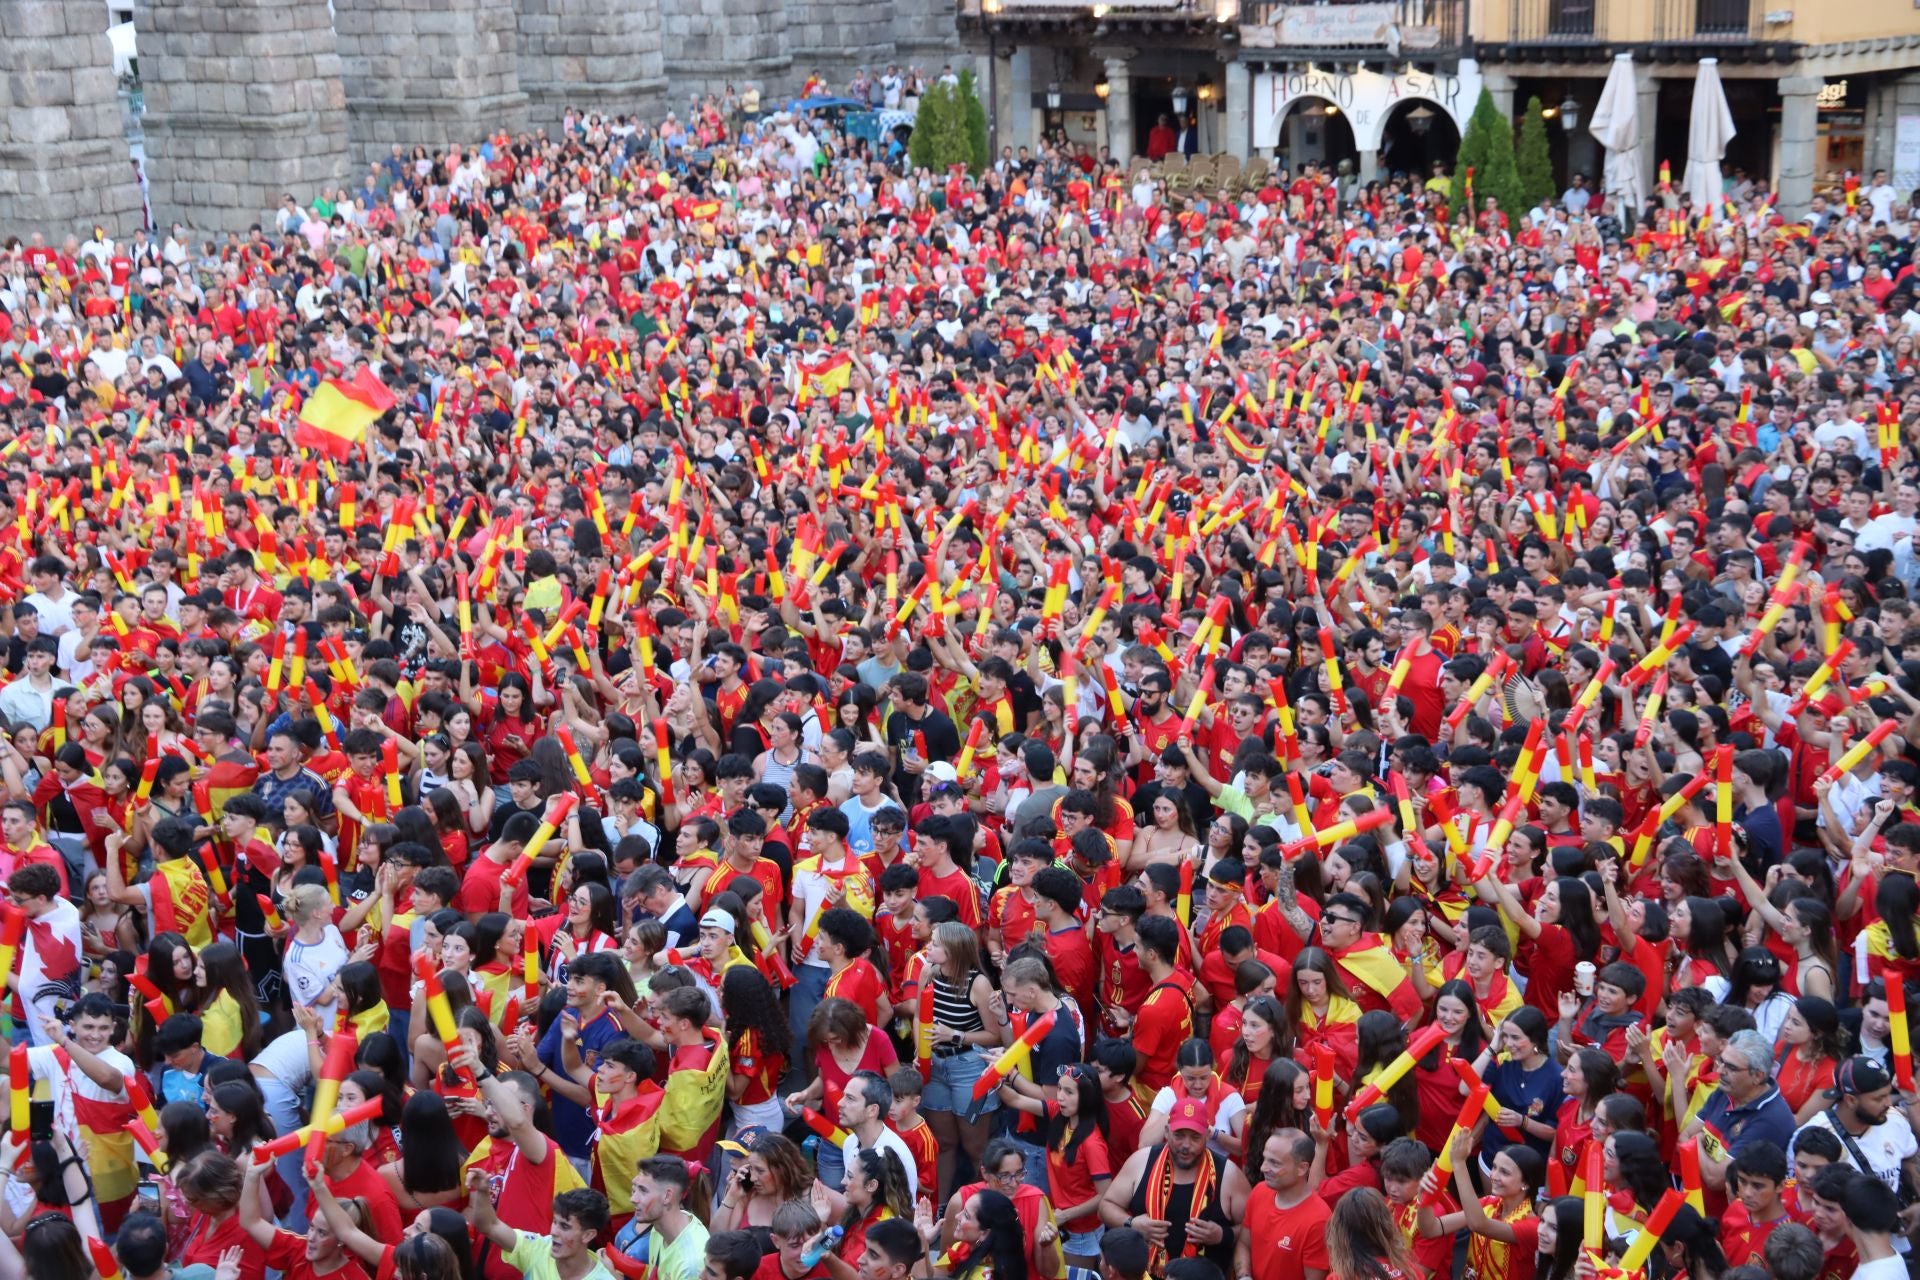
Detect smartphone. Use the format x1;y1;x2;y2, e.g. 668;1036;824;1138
136;1177;161;1208
29;1099;53;1142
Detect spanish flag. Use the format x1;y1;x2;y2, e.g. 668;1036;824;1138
1330;933;1423;1021
294;369;396;460
802;352;852;398
1222;419;1267;464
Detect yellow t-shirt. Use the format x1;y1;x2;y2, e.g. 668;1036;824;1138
201;990;245;1059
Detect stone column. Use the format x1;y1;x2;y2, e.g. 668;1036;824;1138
1777;75;1822;220
1223;60;1251;160
787;0;896;93
1634;64;1661;206
137;0;351;235
514;0;666;128
0;0;144;238
1104;54;1135;164
986;50;1015;155
1359;149;1380;184
659;0;793;103
334;0;529;166
894;0;963;68
1007;47;1035;153
1481;70;1517;120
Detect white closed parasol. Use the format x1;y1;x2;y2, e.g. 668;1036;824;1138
1587;52;1643;210
1684;58;1737;216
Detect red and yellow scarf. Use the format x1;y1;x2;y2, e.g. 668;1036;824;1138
1143;1144;1216;1277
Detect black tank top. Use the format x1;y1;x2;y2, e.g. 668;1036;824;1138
1126;1143;1235;1275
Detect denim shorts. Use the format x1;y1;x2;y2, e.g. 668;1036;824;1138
922;1048;998;1114
1062;1225;1104;1257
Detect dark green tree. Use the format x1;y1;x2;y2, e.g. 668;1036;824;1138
956;68;990;175
1517;95;1556;210
1480;96;1526;222
909;80;965;174
1448;87;1500;214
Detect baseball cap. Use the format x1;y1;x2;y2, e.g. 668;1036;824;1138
700;909;737;935
926;761;959;784
1167;1098;1208;1133
1831;1054;1893;1098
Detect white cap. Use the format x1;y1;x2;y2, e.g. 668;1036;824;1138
699;909;737;934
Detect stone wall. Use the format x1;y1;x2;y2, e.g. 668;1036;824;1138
515;0;667;128
894;0;964;69
659;0;794;104
788;0;897;91
0;0;145;239
333;0;529;166
136;0;352;235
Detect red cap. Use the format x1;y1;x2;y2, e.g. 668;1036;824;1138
1168;1098;1207;1134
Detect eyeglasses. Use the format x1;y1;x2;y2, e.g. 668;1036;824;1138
1323;915;1361;928
990;1167;1025;1182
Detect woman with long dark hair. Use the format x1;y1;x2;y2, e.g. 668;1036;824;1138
1468;1006;1563;1166
721;962;791;1134
1352;1012;1422;1144
915;1187;1045;1280
1605;1130;1675;1237
194;939;264;1059
206;1079;276;1174
1420;1132;1546;1280
1287;947;1362;1079
1001;1061;1111;1267
1240;1058;1312;1177
713;1131;814;1233
1774;994;1846;1123
1866;873;1920;991
1531;1196;1589;1280
1224;995;1292;1110
1410;980;1488;1151
380;1091;468;1212
830;1145;916;1267
1479;872;1601;1017
1549;1047;1620;1200
1670;895;1737;997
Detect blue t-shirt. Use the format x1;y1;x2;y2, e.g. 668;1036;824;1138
536;1006;627;1158
1695;1086;1798;1161
1478;1054;1565;1165
160;1063;206;1107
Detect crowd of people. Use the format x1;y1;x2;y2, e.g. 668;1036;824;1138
0;62;1913;1280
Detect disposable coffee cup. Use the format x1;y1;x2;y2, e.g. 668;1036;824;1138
1574;961;1596;996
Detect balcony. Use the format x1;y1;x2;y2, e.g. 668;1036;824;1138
955;0;1239;35
1238;0;1466;56
1482;0;1792;57
1653;0;1761;40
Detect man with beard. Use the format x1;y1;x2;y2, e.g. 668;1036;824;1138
453;1044;590;1280
1099;1098;1249;1279
1790;1055;1920;1234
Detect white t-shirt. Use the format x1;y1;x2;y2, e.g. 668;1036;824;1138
284;927;349;1024
251;1029;315;1091
1149;1086;1248;1139
1853;1255;1908;1280
27;1041;134;1146
1795;1110;1919;1200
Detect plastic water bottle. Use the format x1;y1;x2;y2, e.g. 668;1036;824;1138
800;1226;844;1268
